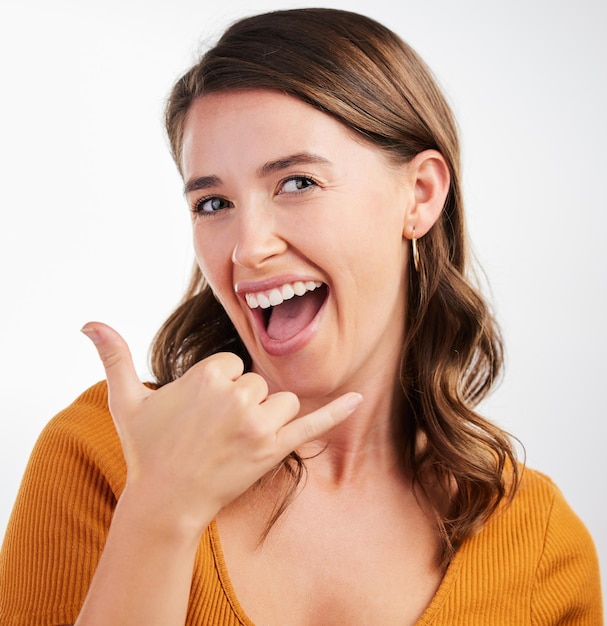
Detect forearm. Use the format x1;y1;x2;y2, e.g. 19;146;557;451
75;487;211;626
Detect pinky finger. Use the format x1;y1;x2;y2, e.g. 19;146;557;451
276;392;363;454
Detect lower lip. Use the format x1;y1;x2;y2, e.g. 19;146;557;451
253;291;328;358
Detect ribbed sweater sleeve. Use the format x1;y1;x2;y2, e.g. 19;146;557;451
531;477;603;624
416;468;603;625
0;381;126;625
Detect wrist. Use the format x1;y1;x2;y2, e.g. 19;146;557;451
114;482;215;550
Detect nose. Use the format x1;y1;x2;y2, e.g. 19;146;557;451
231;204;287;268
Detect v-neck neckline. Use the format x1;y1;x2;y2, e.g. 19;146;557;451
208;518;462;626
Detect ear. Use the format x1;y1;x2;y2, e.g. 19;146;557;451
402;150;450;240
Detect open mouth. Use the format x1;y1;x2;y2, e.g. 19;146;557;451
245;280;328;342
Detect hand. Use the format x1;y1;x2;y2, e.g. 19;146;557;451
81;322;362;534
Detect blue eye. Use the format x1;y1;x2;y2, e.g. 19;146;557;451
193;196;232;215
279;176;317;194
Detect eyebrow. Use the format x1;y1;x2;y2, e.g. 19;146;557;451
257;152;332;177
183;174;221;196
183;152;332;195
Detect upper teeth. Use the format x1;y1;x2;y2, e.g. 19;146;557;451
245;281;323;309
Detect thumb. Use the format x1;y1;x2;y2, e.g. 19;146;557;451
80;321;146;416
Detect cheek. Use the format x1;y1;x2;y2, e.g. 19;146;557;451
192;228;233;303
346;226;409;308
334;213;407;271
192;231;209;276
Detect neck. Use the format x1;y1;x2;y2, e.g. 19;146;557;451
297;375;410;487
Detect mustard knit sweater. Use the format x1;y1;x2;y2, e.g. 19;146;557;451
0;382;602;625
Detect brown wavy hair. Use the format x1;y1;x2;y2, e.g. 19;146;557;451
151;8;520;565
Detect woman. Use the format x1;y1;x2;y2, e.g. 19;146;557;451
0;8;601;625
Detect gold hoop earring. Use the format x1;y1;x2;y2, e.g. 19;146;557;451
411;228;420;273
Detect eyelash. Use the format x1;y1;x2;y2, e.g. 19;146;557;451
276;174;318;194
190;175;319;217
191;196;232;217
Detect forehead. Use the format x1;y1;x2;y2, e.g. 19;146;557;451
184;89;332;131
180;89;379;176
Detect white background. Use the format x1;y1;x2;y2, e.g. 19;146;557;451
1;0;605;606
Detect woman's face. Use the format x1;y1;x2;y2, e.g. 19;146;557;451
181;90;415;400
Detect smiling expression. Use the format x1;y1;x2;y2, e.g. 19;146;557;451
181;90;415;400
